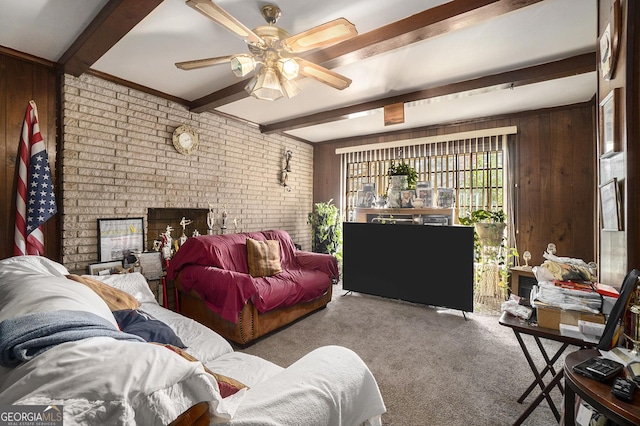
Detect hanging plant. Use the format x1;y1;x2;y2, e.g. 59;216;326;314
307;199;342;261
459;208;517;303
387;160;418;189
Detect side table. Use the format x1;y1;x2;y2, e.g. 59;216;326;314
499;312;597;425
564;348;640;426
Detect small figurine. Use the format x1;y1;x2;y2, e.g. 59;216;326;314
207;203;215;235
192;229;200;237
160;225;174;260
522;250;532;267
179;216;192;246
221;204;228;234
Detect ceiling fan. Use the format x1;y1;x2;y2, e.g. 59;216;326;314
176;0;358;101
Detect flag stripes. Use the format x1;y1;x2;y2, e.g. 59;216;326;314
14;100;57;256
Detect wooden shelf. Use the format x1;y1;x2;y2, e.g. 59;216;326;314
353;207;454;224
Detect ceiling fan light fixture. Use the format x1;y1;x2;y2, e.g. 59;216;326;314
279;75;300;98
297;59;352;90
277;58;299;80
250;66;284;100
186;0;263;44
230;54;256;77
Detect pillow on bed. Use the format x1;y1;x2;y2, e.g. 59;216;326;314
66;274;140;311
246;238;282;278
112;309;186;348
0;265;118;329
88;272;158;305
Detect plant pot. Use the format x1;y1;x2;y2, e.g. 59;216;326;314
474;222;506;247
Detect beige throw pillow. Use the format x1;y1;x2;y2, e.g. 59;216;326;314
66;274;140;311
246;238;283;278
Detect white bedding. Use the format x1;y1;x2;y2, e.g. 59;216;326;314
0;337;245;424
0;256;386;425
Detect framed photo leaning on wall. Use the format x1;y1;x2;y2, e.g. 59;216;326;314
98;217;145;262
88;260;123;276
600;178;621;231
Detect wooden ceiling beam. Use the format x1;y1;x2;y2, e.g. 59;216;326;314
189;0;544;112
259;52;596;134
59;0;163;76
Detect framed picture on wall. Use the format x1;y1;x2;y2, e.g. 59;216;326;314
600;88;620;158
98;217;145;262
600;178;621;231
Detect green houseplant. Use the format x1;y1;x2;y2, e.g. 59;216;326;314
459;209;507;257
307;199;342;262
387;160;418;189
459;209;517;308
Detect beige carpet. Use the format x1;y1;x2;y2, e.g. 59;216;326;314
239;284;571;425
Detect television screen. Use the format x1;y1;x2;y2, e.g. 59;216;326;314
343;222;474;312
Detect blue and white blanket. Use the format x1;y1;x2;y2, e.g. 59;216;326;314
0;309;144;367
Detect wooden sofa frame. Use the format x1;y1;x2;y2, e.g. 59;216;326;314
173;277;332;346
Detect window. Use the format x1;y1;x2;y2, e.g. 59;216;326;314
337;128;515;222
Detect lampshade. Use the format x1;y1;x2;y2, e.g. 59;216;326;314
230;54;256;77
277;58;299;80
279;74;300;98
249;66;284;100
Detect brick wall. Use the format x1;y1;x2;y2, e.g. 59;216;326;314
61;73;313;273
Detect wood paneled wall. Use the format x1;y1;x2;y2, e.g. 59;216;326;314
314;103;596;271
596;0;640;286
0;52;60;262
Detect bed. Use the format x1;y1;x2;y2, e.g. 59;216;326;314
0;255;385;425
166;230;338;345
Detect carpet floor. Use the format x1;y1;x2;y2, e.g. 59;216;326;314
239;283;574;425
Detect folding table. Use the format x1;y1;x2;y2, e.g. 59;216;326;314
499;311;597;425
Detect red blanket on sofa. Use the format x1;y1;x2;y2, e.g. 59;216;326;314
166;230;338;323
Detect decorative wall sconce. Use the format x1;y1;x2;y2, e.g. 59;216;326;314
281;150;293;191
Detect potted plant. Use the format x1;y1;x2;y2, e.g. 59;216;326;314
459;209;517;307
307;199;342;262
466;209;506;247
386;160;418;208
387;160;418;189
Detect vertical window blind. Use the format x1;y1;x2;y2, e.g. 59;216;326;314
336;127;517;222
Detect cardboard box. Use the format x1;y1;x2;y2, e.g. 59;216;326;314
536;303;605;331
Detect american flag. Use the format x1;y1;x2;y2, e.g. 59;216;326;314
14;100;57;256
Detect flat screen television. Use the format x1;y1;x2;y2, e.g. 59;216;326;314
342;222;474;312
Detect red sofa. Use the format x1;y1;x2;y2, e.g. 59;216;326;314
166;230;338;345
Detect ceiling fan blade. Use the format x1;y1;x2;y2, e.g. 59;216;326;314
295;58;352;90
186;0;264;46
175;55;234;70
283;18;357;53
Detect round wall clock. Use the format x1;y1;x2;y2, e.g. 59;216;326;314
172;125;199;155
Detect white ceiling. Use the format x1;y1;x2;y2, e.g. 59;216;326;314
0;0;597;143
